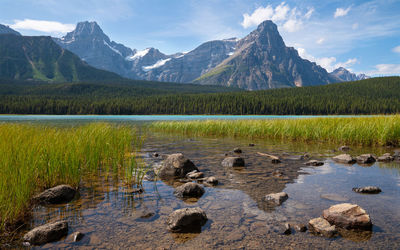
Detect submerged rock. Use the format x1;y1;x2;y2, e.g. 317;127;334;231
352;186;382;194
305;160;324;166
186;170;204;179
221;157;245;167
332;154;356;164
173;182;205;198
308;217;337;238
356;154;376;164
233;148;242;154
265;192;288;205
377;153;394;162
23;221;68;245
322;203;372;230
320;193;349;202
167;207;208;233
158;153;198;178
33;185;76;205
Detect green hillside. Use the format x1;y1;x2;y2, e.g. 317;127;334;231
0;77;399;115
0;34;122;82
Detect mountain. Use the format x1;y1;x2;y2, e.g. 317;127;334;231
194;21;339;90
0;34;122;82
330;67;370;81
0;24;20;35
144;38;238;83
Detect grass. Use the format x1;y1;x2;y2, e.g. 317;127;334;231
150;116;400;146
0;123;144;230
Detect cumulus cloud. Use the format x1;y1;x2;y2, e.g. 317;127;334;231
367;64;400;75
297;47;357;72
241;2;312;32
393;46;400;54
334;7;351;18
10;19;75;34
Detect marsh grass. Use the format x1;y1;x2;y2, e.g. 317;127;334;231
0;123;143;229
150;116;400;146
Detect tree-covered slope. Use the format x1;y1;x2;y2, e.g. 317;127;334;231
0;34;122;82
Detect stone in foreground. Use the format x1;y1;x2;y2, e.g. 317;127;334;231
356;154;376;164
167;207;208;233
221;157;245;167
322;203;372;230
305;160;324;166
377;153;394;162
308;217;337;238
173;182;205;198
332;154;356;164
352;186;382;194
33;185;76;205
158;153;198;178
23;221;68;245
265;192;288;205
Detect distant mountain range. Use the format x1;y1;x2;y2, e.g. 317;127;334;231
330;67;370;82
0;21;369;89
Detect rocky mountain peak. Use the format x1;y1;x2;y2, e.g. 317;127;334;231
0;24;21;36
63;21;108;42
330;67;369;82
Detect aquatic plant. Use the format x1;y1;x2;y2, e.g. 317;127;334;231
0;123;143;229
150;116;400;146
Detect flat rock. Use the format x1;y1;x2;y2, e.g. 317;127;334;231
377;153;394;162
173;182;205;198
221;157;245;167
186;170;204;179
167;207;208;233
33;185;76;205
320;193;349;202
352;186;382;194
332;154;356;164
305;160;324;166
23;221;68;245
322;203;372;230
308;217;337;238
158;153;198;178
356;154;376;164
265;192;288;205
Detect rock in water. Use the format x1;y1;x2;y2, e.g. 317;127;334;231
186;170;204;179
293;224;307;232
283;223;291;235
377;153;394;162
23;221;68;245
308;217;337;238
233;148;242;154
167;207;208;233
322;203;372;230
72;232;84;242
174;182;205;198
356;154;376;164
265;192;288;205
305;160;324;166
352;186;382;194
33;185;76;205
158;153;198;178
204;176;218;185
339;146;351;151
332;154;356;164
221;157;245;167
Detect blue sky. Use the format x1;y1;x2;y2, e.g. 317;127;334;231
1;0;399;76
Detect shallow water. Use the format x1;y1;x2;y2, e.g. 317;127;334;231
5;133;400;249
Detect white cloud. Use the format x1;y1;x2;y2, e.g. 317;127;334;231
241;2;312;32
393;46;400;54
316;38;325;44
297;47;357;72
367;64;400;75
334;7;351;18
10;19;75;34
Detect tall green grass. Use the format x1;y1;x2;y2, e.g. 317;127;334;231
151;116;400;146
0;123;143;229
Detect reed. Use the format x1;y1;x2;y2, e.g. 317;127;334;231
150;116;400;146
0;123;143;229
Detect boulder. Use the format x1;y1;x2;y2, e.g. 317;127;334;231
23;221;68;245
233;148;242;154
305;160;324;166
167;207;208;233
158;153;198;178
332;154;356;164
339;146;351;151
221;157;245;167
173;182;205;198
186;170;204;179
33;185;76;205
377;153;394;162
352;186;381;194
308;217;337;238
265;192;288;205
322;203;372;230
356;154;376;164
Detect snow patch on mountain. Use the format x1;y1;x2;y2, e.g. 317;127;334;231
126;48;150;61
103;40;122;56
142;58;171;71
